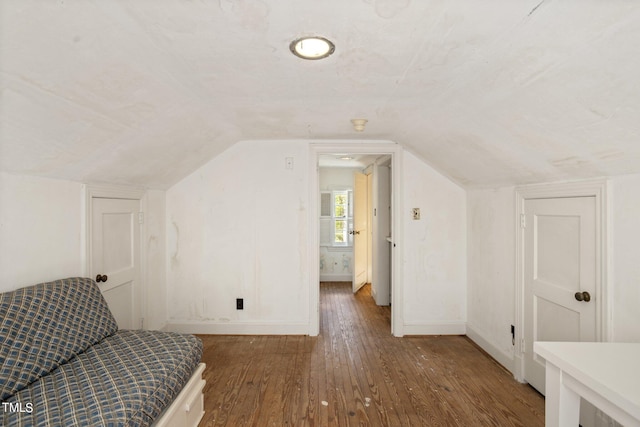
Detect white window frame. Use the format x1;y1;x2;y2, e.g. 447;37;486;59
320;189;353;247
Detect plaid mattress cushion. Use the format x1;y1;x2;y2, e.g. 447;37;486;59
0;277;118;401
2;330;202;427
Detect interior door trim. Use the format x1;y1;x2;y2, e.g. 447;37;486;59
84;185;145;328
84;184;145;276
308;142;403;337
514;179;610;382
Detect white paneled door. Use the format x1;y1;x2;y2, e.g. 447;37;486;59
523;196;597;395
352;172;368;293
91;197;141;330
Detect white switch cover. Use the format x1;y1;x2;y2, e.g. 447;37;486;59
285;157;294;170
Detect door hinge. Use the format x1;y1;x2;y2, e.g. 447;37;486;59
138;212;144;224
520;213;526;228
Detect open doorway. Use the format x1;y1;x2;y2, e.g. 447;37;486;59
309;143;401;336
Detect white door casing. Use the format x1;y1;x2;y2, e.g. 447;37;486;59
353;171;368;293
523;196;597;394
308;142;403;337
89;194;142;330
367;172;374;284
514;179;610;385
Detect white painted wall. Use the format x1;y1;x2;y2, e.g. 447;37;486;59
0;143;469;335
142;189;168;330
165;140;311;334
165;141;468;335
401;151;467;334
466;186;517;369
610;174;640;342
0;173;84;291
319;246;353;282
466;173;640;373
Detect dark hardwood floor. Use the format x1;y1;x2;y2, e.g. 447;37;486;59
197;282;544;426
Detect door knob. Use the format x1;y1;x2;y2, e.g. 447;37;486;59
574;291;591;302
96;274;108;283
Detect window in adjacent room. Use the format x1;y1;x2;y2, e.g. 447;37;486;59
320;190;353;247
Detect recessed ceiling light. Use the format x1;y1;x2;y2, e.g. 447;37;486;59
290;36;335;60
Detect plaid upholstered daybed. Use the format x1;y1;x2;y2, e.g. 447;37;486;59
0;277;205;427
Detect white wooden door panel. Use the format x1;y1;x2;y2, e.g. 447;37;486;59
92;198;141;330
524;197;596;395
353;172;368;293
102;211;134;273
102;281;134;330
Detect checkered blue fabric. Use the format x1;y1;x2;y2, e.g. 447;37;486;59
2;330;202;427
0;277;119;401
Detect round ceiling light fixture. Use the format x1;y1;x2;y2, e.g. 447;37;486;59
290;36;335;60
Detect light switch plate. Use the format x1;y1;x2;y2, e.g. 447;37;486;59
285;157;294;170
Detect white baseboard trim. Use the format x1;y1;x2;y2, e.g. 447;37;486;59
167;321;310;335
402;321;466;335
513;353;525;382
319;274;351;282
466;324;515;375
156;322;169;332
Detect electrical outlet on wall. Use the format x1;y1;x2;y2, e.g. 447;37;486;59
412;208;420;220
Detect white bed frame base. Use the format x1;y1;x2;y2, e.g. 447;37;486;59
152;363;206;427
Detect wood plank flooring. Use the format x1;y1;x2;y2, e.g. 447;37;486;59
197;282;544;426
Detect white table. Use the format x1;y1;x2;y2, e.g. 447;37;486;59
534;342;640;427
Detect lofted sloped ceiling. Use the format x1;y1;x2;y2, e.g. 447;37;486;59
1;0;639;189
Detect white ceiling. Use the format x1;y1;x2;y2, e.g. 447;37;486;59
1;0;639;189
